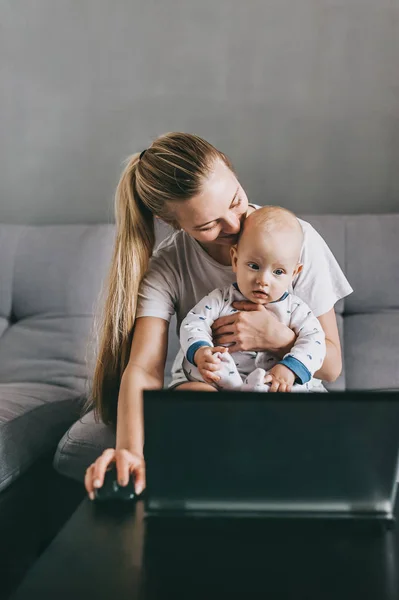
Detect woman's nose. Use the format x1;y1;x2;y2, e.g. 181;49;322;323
222;213;240;234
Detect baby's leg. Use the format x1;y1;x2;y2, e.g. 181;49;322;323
241;368;327;393
241;368;271;392
213;352;243;390
182;354;242;390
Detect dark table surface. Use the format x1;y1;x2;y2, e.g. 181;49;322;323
10;497;399;600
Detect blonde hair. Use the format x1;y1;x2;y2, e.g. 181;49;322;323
90;132;233;425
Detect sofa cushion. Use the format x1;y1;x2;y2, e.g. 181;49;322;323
0;226;22;325
344;312;399;391
345;215;399;314
0;319;8;338
12;225;115;319
0;224;117;492
0;383;83;492
0;316;92;392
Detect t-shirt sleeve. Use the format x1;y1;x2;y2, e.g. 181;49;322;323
136;252;178;323
292;222;353;317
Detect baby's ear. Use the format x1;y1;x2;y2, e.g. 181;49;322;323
293;263;303;277
230;245;238;272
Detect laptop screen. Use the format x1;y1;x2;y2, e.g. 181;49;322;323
143;390;399;518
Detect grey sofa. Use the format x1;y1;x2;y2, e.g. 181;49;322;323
0;224;115;598
53;213;399;483
0;215;398;594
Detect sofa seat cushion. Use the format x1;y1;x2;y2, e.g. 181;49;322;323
0;318;8;339
344;312;399;390
53;410;116;483
0;316;92;392
0;383;83;493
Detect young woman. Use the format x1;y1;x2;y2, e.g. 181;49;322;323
84;132;352;499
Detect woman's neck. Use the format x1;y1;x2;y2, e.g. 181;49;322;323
199;243;232;266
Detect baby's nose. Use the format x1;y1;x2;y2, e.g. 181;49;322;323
256;273;269;286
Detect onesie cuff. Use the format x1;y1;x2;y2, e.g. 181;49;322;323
278;355;311;384
187;341;213;365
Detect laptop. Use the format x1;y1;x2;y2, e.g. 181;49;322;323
143;390;399;520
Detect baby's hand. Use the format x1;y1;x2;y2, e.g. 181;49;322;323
194;346;229;385
264;364;295;393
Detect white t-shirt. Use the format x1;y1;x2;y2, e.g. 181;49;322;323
136;208;353;333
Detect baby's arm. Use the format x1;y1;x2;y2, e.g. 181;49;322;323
277;297;326;384
180;289;229;383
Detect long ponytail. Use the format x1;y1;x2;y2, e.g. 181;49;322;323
91;153;155;425
89;132;233;426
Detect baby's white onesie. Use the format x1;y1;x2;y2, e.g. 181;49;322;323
180;283;327;392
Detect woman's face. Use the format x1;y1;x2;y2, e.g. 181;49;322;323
167;160;250;248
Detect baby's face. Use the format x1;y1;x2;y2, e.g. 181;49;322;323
231;226;302;304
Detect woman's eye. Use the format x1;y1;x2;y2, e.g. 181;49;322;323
232;198;242;209
200;224;217;232
248;263;259;270
274;269;285;276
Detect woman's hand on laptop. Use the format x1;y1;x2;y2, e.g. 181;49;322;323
84;448;145;499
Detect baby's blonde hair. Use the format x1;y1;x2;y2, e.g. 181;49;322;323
239;205;303;255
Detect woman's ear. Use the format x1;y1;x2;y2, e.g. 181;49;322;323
230;245;238;272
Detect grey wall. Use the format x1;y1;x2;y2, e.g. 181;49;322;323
1;0;398;224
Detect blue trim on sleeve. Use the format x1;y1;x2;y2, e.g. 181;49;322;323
278;355;311;384
187;341;212;365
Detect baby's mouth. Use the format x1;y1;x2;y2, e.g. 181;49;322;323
252;290;268;298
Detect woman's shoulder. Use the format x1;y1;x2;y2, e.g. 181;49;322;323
153;228;191;257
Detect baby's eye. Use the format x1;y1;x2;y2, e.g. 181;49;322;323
274;269;285;276
248;263;259;270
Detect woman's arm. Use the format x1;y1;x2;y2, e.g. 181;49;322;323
116;316;169;453
313;308;342;382
85;316;169;498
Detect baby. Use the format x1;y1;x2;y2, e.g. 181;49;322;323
180;206;327;393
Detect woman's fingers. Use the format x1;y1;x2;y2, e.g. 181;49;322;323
115;450;131;486
115;450;146;494
84;464;95;498
85;448;147;499
133;461;146;495
92;448;116;489
211;316;236;333
212;324;236;338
